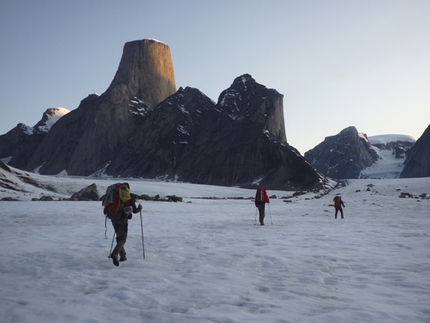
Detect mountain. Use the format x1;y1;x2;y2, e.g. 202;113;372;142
0;107;69;169
108;75;323;190
0;39;325;191
304;126;379;179
24;39;177;176
400;124;430;178
304;128;419;180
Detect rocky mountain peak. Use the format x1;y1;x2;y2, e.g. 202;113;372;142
32;107;70;134
106;39;176;110
217;73;286;143
305;126;379;179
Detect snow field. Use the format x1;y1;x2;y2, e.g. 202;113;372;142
1;178;429;322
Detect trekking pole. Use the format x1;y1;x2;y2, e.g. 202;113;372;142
268;203;273;225
254;208;257;225
108;231;116;258
140;209;146;259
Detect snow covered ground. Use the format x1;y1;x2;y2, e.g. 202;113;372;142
1;175;429;323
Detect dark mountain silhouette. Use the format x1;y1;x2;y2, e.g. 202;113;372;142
304;126;379;179
400;124;430;178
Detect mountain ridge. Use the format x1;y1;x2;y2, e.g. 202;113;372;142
0;40;326;191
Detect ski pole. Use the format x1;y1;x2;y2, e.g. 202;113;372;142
254;208;257;225
268;203;273;225
108;231;116;258
140;209;145;259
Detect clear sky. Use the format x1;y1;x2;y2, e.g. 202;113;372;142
1;0;429;155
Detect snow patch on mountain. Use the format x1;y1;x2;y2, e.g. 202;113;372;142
360;134;416;179
23;107;70;135
368;134;415;145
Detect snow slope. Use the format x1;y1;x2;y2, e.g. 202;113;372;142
360;134;416;179
1;173;429;323
360;147;405;179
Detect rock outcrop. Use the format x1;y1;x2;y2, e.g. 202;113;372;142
70;183;99;201
400;124;430;178
305;126;378;179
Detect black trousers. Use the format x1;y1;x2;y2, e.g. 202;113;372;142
111;217;128;258
257;204;265;225
335;208;344;219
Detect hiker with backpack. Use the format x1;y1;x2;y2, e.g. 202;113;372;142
255;187;270;225
333;195;345;219
102;183;143;266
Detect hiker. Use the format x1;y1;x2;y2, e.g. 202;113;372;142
103;183;142;266
255;187;270;225
333;195;345;219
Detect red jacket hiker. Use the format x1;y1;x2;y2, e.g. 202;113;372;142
333;196;345;219
255;187;270;225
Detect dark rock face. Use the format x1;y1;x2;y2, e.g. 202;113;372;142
0;125;46;170
400;124;430;178
106;75;323;190
0;107;69;169
25;94;100;175
305;126;378;179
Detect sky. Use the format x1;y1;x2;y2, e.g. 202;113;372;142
1;0;429;155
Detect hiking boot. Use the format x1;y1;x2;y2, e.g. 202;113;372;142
111;253;119;266
119;256;127;262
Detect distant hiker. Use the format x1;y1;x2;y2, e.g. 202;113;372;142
333;195;345;219
255;187;270;225
102;183;143;266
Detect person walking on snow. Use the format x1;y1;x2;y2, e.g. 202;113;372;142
333;195;345;219
107;186;142;266
255;187;270;225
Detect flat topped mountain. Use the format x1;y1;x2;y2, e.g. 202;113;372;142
107;39;176;110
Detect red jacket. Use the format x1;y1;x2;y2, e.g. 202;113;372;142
255;187;270;207
333;196;345;209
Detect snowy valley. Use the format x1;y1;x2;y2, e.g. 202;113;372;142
1;164;429;323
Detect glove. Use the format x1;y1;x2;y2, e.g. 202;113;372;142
128;214;133;220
